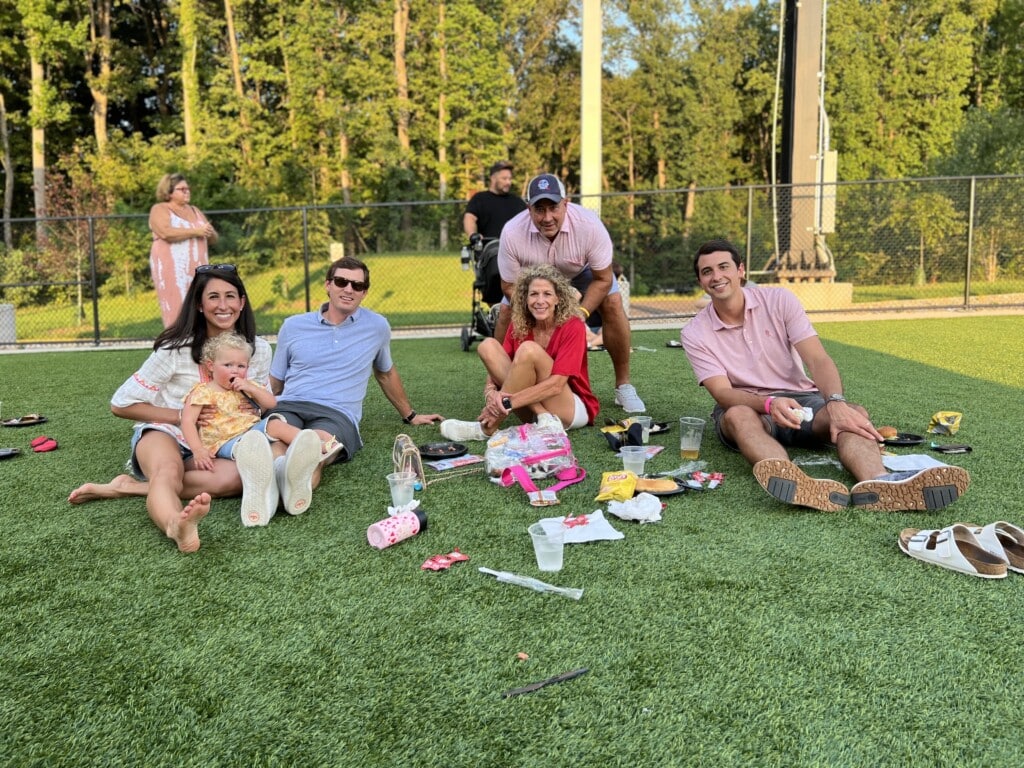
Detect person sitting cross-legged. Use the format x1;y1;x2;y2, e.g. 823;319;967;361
441;264;599;441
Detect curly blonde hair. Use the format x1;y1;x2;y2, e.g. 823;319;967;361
510;264;580;341
201;331;254;364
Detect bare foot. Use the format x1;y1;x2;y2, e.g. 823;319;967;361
68;474;148;505
169;492;211;553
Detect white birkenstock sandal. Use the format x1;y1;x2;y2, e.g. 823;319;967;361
968;521;1024;574
898;524;1008;579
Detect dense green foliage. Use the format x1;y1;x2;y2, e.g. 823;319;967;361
3;0;1024;216
1;318;1023;765
5;1;1024;314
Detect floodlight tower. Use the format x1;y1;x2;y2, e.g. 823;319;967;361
778;0;836;281
580;0;602;215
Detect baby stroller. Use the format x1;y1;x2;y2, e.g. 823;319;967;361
460;237;503;351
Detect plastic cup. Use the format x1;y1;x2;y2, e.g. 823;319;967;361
634;416;653;444
386;471;417;508
621;445;647;475
679;417;706;460
528;522;564;572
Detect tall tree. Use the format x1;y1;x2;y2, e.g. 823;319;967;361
17;0;87;241
826;0;978;179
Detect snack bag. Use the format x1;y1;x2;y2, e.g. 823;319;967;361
928;411;962;435
595;470;637;502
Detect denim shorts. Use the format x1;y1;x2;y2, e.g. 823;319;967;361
128;423;192;480
215;415;281;460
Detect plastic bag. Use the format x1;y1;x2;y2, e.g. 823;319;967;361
485;415;576;480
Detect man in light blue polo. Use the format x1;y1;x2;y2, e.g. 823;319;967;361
235;256;442;522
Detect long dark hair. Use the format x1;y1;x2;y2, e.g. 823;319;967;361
153;268;257;364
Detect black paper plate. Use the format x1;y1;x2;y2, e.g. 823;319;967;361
634;476;688;497
882;432;925;447
418;441;468;460
648;421;671;435
931;443;972;454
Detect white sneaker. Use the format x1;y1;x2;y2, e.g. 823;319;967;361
440;419;488;442
235;431;278;527
535;412;564;431
281;429;322;515
614;384;646;413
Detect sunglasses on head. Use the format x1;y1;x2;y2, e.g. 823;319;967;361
330;276;368;292
196;264;237;274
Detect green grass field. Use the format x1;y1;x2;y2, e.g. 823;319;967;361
1;317;1023;766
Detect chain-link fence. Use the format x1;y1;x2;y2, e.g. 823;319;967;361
2;175;1023;347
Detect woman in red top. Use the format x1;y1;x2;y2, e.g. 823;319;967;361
441;264;599;440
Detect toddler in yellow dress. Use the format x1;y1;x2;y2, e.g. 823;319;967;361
180;333;341;471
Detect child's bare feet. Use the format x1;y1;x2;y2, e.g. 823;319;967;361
169;493;211;553
68;474;147;504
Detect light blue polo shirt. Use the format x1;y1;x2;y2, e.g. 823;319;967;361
270;304;393;428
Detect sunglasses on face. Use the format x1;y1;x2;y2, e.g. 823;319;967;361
196;264;237;274
330;276;368;292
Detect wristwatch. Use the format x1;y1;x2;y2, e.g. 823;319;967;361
826;394;847;404
501;395;513;411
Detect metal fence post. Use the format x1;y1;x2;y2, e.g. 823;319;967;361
89;216;100;346
302;206;311;312
745;186;754;272
964;176;975;310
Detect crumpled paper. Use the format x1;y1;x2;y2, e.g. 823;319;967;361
607;493;663;524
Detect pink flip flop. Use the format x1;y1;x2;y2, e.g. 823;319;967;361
31;436;58;453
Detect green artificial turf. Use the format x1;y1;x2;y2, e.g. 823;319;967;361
1;317;1023;767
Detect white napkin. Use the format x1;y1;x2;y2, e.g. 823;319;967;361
881;454;948;472
538;510;624;543
606;493;663;524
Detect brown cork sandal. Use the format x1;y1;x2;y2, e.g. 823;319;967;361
898;524;1008;579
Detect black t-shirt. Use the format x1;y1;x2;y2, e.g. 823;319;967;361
465;191;528;240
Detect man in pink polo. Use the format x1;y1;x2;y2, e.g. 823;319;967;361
681;238;969;512
495;173;645;412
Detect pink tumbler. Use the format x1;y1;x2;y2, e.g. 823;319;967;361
367;507;428;550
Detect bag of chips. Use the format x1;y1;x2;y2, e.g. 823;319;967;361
928;411;962;435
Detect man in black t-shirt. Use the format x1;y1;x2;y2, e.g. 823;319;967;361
463;161;528;242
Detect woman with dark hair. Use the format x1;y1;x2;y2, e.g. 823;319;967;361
69;265;270;553
150;173;219;327
440;264;599;440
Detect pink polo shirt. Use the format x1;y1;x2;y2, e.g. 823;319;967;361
497;203;613;283
681;285;818;396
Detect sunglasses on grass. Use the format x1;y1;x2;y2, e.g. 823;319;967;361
196;264;237;274
330;276;368;292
